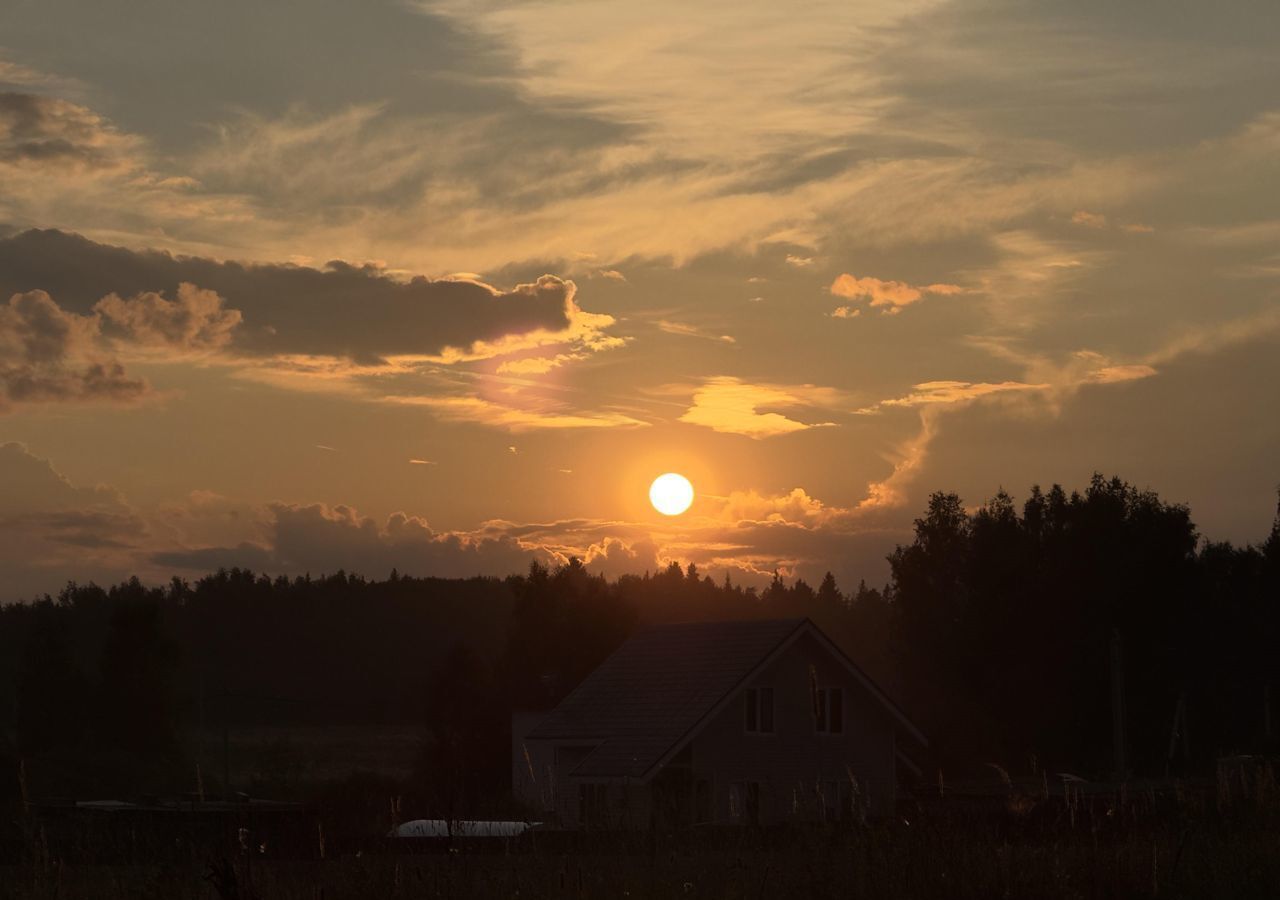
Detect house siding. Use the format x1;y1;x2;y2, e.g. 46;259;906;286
517;623;913;829
689;631;897;822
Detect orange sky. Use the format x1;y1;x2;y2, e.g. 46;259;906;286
1;1;1278;598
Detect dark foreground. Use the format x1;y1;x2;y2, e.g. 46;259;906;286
3;777;1280;900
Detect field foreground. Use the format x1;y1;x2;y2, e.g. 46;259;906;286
3;777;1280;900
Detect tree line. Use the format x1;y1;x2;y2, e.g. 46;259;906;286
0;474;1276;806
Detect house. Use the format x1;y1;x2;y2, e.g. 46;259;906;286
512;618;926;829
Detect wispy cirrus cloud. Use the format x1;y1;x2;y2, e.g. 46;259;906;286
0;91;141;171
382;394;648;432
855;379;1049;413
655;319;736;344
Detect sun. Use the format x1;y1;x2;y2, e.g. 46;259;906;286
649;472;695;516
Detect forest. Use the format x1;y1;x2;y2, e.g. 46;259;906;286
1;474;1277;811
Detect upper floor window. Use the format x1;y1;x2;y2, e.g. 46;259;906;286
745;686;774;733
815;687;843;734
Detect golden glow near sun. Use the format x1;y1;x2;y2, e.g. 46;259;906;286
649;472;695;516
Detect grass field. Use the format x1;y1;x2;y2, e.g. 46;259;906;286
4;768;1279;899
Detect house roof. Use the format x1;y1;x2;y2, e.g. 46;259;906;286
525;617;924;781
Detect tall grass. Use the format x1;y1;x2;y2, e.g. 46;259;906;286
3;762;1277;899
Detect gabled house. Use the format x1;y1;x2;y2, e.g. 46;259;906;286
512;618;925;828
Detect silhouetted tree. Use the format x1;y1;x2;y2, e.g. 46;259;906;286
419;642;508;812
94;581;180;759
16;602;87;757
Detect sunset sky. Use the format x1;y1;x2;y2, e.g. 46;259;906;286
1;0;1277;599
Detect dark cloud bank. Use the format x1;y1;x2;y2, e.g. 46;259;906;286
0;229;575;364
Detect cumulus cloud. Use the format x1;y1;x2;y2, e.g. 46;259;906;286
678;376;836;438
0;230;633;426
0;230;614;367
94;282;242;352
0;443;905;598
580;535;661;579
829;273;964;315
0;282;247;411
719;487;845;525
0;290;148;411
155;502;553;580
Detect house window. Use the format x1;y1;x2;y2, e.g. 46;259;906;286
729;781;761;824
815;687;844;734
745;687;774;734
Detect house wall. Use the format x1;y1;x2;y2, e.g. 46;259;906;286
689;631;898;822
530;741;651;829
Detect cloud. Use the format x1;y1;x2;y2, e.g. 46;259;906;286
856;414;938;512
94;282;242;352
1071;209;1108;229
383;394;649;432
0;441;123;513
719;487;845;526
156;502;552;580
829;273;964;315
0;442;904;598
454;489;904;588
857;380;1050;413
0;281;251;411
1086;364;1158;384
0;230;610;366
0;60;84;93
0;290;149;411
580;535;661;579
678;376;836;438
0;231;632;423
0;443;145;598
495;353;584;375
655;319;736;343
0;91;139;170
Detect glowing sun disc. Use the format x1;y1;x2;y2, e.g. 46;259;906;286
650;472;694;516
